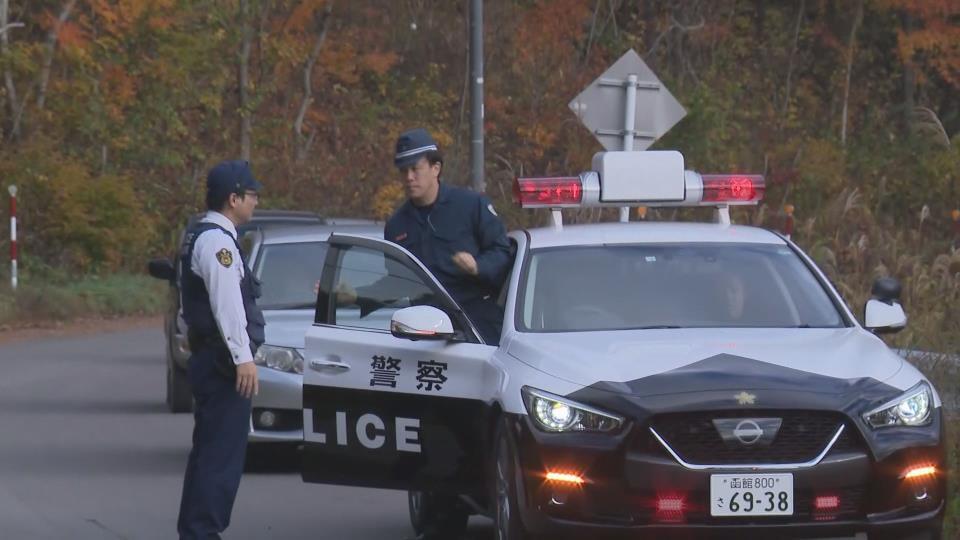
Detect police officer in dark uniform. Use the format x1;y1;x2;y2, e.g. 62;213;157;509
385;128;511;345
176;160;266;540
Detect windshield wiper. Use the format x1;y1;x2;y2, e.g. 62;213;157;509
634;325;683;329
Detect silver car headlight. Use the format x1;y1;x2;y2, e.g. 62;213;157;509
862;382;933;428
521;387;623;433
253;345;304;374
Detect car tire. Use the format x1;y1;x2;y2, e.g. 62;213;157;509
491;418;539;540
407;490;469;539
166;354;193;413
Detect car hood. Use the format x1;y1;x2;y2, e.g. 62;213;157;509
262;309;314;349
506;327;905;402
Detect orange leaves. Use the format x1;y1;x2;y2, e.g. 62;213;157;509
285;0;331;33
101;65;137;119
880;0;960;89
89;0;177;37
371;182;405;220
57;21;89;51
897;25;960;87
513;0;593;67
361;51;399;76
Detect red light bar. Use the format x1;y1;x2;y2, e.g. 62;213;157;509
814;495;840;511
700;175;765;204
514;177;583;208
656;496;685;513
654;493;686;523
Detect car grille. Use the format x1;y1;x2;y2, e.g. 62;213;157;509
648;410;846;465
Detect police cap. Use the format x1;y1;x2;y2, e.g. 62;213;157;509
394;128;439;169
207;160;263;200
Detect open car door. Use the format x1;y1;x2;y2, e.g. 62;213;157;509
301;234;500;494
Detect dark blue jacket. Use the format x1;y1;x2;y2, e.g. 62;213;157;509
385;183;511;305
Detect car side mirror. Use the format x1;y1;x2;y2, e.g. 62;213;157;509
864;277;906;334
148;258;176;284
391;306;456;341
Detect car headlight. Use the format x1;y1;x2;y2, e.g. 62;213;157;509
253;345;304;374
862;382;933;428
521;387;623;433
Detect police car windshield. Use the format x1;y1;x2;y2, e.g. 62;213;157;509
518;243;845;332
254;241;328;310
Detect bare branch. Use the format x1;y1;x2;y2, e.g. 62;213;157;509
779;0;805;127
37;0;78;110
1;0;23;139
840;0;863;147
0;21;22;36
294;1;334;162
238;0;253;160
581;0;602;66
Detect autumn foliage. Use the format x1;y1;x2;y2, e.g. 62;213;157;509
0;0;957;287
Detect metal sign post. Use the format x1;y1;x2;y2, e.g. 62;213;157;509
569;50;687;222
8;184;16;290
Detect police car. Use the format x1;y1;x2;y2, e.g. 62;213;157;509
300;151;944;539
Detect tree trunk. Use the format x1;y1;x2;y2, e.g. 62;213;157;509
37;0;77;110
779;0;805;126
293;1;333;163
1;0;23;140
841;0;863;147
902;12;916;135
238;0;253;161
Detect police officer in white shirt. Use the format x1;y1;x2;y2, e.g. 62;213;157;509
176;160;266;539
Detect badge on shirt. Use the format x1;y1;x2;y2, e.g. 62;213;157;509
216;248;234;268
487;203;498;217
394;232;408;242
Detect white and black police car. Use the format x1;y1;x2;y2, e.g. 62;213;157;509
300;151;944;540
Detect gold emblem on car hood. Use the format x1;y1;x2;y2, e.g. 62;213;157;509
734;391;757;405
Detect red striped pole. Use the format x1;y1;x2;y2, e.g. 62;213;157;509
8;185;16;290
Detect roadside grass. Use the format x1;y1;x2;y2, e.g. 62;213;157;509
0;273;168;327
909;356;960;537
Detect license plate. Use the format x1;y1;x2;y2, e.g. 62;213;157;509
710;473;793;516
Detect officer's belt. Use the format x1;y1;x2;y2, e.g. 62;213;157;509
187;330;238;378
187;330;226;352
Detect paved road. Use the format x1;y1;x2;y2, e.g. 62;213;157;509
0;325;492;539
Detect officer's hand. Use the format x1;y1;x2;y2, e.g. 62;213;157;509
334;281;358;305
452;252;478;276
236;361;259;399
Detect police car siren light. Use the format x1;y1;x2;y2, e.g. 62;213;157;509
700;174;765;204
514;151;764;210
513;177;583;208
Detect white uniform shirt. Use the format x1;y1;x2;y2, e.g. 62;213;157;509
188;211;253;365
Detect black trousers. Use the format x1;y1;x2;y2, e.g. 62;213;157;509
177;346;251;539
460;297;504;346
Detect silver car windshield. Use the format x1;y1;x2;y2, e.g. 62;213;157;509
254;242;328;310
518;243;845;332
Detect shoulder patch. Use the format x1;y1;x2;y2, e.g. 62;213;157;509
216;248;234;268
487;203;498;217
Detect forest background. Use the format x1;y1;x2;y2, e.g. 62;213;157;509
1;0;959;531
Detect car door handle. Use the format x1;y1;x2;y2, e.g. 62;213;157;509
309;357;350;372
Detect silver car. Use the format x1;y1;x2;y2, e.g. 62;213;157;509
245;223;382;449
